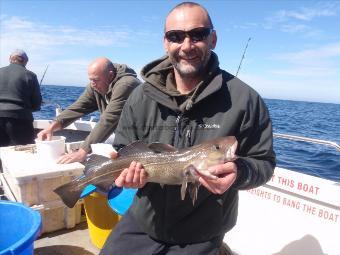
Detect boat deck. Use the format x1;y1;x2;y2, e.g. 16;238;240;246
34;222;100;255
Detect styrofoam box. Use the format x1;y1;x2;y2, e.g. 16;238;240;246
32;199;84;234
0;146;84;206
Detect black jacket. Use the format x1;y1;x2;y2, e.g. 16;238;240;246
0;63;42;120
113;53;276;244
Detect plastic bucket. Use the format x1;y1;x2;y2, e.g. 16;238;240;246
107;187;137;216
35;136;65;162
0;200;42;255
81;185;136;249
82;187;121;249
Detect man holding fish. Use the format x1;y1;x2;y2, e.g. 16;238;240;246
59;2;276;254
97;2;276;254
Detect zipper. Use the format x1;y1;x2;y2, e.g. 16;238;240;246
174;114;182;146
174;114;193;147
185;128;192;147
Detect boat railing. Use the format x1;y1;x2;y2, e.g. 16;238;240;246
274;133;340;151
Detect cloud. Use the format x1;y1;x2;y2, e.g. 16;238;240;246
280;24;309;33
274;42;340;63
263;2;340;36
270;66;336;77
141;15;161;23
1;16;132;50
239;40;340;103
232;22;259;30
0;15;157;85
241;73;340;104
268;42;340;79
39;59;90;86
271;2;339;23
276;6;336;22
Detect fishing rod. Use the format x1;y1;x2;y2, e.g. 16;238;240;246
38;64;62;111
236;37;251;77
39;64;49;86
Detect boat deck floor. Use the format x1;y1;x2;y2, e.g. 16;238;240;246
34;222;100;255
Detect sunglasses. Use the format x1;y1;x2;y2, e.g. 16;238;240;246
165;27;213;43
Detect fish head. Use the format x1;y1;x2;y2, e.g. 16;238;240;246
204;136;238;162
186;136;238;179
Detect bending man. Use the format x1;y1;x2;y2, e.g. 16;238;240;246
37;57;140;163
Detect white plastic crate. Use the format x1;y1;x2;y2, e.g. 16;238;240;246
0;146;84;206
32;199;84;234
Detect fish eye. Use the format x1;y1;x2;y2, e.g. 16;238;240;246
213;145;220;150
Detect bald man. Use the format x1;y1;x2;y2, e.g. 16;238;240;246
37;58;140;163
100;2;275;255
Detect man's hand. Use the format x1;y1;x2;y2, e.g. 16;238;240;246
57;148;88;164
198;162;237;194
36;121;62;141
115;161;147;189
36;128;53;141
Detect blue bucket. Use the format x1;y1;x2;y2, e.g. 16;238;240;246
0;201;42;255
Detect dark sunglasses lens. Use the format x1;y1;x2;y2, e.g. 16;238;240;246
189;28;212;42
165;28;212;43
166;31;185;43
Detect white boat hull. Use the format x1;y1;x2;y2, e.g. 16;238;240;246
225;167;340;255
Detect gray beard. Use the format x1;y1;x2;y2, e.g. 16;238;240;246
171;51;211;78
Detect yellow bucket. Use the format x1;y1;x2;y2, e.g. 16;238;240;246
83;192;121;249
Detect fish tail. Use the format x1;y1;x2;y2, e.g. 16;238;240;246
54;181;83;208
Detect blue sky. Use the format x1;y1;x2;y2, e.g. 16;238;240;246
1;0;340;104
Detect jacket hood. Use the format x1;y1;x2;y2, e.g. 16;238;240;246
107;63;137;95
140;52;225;112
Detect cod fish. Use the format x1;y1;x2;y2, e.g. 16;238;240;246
54;136;238;208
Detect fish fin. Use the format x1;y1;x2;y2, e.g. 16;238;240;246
118;141;152;157
188;182;200;205
148;143;178;153
225;138;238;161
84;154;111;175
180;179;188;200
54;176;85;208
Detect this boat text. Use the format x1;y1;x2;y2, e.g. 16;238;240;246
247;188;339;223
270;174;320;195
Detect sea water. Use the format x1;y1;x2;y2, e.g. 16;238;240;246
35;85;340;182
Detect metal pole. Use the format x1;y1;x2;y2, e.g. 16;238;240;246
274;133;340;151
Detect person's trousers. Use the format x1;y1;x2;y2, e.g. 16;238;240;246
100;209;232;255
0;117;35;147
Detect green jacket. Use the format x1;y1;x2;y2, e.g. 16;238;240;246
113;53;276;244
55;64;140;152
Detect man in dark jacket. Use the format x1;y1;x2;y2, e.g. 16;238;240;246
0;49;42;146
37;57;141;163
101;2;276;255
